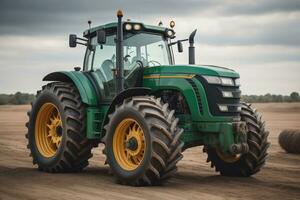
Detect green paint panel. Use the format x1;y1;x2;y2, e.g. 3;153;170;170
58;71;98;106
87;106;109;139
144;65;239;78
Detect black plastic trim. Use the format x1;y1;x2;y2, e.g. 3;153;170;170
195;75;241;117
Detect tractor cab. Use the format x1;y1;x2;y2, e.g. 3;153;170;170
78;22;176;100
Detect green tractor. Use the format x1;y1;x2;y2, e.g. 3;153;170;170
26;10;270;186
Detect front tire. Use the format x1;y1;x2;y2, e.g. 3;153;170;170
103;96;183;186
205;103;270;176
26;82;93;172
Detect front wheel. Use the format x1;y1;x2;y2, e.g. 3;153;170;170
205;103;270;176
103;96;183;186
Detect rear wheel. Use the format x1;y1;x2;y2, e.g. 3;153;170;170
26;82;93;172
103;96;183;186
205;103;270;176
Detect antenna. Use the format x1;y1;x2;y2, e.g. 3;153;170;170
88;20;92;29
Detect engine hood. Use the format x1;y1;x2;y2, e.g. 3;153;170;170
143;64;239;78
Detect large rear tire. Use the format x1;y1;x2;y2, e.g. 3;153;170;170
103;96;183;186
26;82;93;172
205;103;270;176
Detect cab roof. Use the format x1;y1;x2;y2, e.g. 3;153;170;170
83;22;169;38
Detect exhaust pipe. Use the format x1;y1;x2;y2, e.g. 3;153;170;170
116;10;124;94
188;29;197;65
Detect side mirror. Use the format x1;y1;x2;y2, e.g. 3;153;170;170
177;41;183;53
69;34;77;48
97;30;106;44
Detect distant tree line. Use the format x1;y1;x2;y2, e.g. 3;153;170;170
242;92;300;103
0;91;299;105
0;92;35;105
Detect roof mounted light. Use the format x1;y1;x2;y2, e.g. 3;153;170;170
123;23;143;31
133;24;141;30
166;29;175;38
117;10;123;17
170;20;175;28
125;23;132;30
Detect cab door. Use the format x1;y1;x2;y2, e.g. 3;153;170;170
85;34;145;101
86;35;117;101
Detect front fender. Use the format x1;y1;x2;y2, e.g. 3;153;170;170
43;71;98;106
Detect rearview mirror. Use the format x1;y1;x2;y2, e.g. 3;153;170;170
177;41;183;53
97;30;106;44
69;34;77;48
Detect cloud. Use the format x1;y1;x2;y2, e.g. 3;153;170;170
0;0;299;47
171;12;300;46
0;0;299;94
219;0;300;16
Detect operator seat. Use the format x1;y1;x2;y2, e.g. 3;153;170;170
101;59;114;81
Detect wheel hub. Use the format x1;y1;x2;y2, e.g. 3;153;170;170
56;126;63;137
113;118;146;171
126;137;138;151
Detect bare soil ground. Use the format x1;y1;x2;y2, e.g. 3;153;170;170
0;103;299;200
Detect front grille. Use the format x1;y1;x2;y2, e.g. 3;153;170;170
195;75;241;117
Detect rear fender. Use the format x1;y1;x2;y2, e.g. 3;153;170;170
43;71;98;106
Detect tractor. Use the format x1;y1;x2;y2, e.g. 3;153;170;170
26;10;270;186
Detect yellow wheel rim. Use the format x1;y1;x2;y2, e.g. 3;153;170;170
35;103;63;158
113;118;146;171
216;149;241;163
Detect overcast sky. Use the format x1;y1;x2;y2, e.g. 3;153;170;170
0;0;299;95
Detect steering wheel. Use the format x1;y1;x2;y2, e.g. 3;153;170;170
148;60;161;66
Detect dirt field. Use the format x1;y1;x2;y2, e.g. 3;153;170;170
0;103;299;200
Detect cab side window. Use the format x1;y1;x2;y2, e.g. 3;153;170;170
92;35;116;82
91;35;116;100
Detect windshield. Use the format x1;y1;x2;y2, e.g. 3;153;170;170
85;32;171;71
123;33;171;67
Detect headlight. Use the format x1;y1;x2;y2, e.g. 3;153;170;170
125;23;132;31
203;75;221;84
220;77;234;86
133;24;141;30
235;78;240;86
218;105;228;112
222;91;233;98
203;75;235;86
